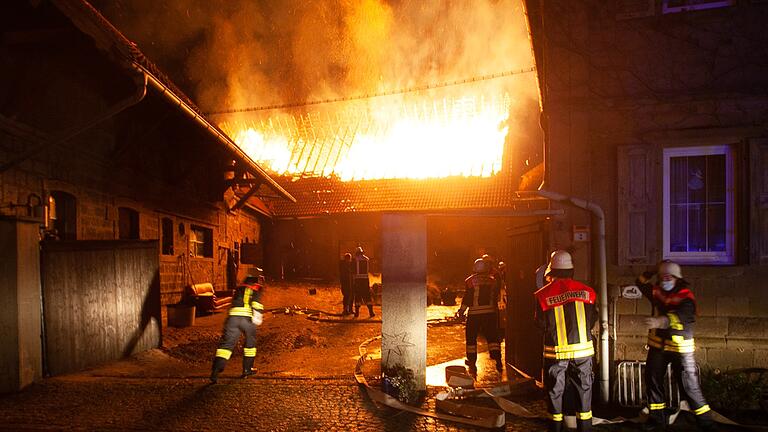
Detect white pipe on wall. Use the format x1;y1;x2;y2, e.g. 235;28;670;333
536;189;609;405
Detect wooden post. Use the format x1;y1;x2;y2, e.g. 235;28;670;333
0;217;43;393
381;214;427;391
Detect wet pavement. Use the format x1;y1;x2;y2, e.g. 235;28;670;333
0;355;750;431
0;286;755;431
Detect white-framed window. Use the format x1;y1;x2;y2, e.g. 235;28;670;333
662;145;735;265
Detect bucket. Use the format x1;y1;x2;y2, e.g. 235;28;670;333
445;365;474;388
167;304;196;327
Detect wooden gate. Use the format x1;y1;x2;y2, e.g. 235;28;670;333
41;240;161;376
505;221;548;379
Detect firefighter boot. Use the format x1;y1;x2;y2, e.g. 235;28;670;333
210;357;227;384
548;419;563;432
697;412;719;432
241;356;256;379
643;409;667;432
367;304;375;318
354;305;360;318
465;359;477;377
576;417;592;432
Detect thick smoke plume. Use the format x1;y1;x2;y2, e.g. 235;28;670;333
95;0;537;111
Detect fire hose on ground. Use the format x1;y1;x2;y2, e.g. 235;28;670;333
352;337;765;430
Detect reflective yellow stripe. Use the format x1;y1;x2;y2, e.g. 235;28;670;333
578;411;592;420
251;301;264;311
647;332;664;349
694;404;711;415
488;343;501;351
468;306;496;315
245;287;252;303
466;345;477;354
551;413;563;421
554;305;567;347
243;347;256;357
668;313;683;330
544;341;594;353
544;346;594;360
216;349;232;360
649;403;666;410
575;302;587;343
229;307;253;317
664;337;695;353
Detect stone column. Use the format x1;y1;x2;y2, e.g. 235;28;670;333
381;214;426;391
0;216;43;393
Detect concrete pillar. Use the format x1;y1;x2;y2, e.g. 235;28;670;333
0;217;43;393
381;214;427;391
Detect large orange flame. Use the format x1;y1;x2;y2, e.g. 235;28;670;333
223;94;510;181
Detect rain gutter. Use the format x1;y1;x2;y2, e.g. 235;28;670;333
536;189;609;404
132;62;296;204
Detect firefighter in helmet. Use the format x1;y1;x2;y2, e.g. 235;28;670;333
210;272;265;383
352;246;375;318
534;250;597;432
637;261;716;431
456;257;503;377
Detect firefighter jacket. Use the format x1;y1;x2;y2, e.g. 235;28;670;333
228;283;264;318
534;278;597;360
461;273;499;316
637;277;697;354
353;254;369;280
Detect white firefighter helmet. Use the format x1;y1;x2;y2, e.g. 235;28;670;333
545;250;573;276
473;258;490;274
658;260;683;279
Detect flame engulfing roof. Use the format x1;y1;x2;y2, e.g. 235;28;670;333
266;173;545;218
221;93;512;181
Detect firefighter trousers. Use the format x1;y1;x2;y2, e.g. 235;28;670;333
645;347;715;430
465;312;501;368
543;356;594;432
353;279;374;317
211;316;257;378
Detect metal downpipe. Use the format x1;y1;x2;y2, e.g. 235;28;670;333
536;189;609;404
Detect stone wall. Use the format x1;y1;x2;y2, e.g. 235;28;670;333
534;1;768;369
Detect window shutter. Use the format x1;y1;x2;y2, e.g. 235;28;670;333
750;140;768;264
617;145;658;265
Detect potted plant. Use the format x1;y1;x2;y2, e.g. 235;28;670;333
382;364;420;405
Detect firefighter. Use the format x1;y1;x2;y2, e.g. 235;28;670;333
210;273;265;383
339;253;353;315
456;258;503;376
534;250;597;432
353;247;375;318
637;261;717;431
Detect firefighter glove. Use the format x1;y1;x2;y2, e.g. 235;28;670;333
644;315;669;329
252;311;263;326
638;271;656;284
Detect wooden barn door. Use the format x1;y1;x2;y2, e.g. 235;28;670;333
505;221;547;379
41;240;161;376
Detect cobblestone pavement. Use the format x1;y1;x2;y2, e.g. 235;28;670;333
0;373;749;431
0;375;550;432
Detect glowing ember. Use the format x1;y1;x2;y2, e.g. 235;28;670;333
223;94;510;181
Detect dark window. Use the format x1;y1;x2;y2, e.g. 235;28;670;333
118;207;140;240
161;217;174;255
49;191;77;240
190;225;213;258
